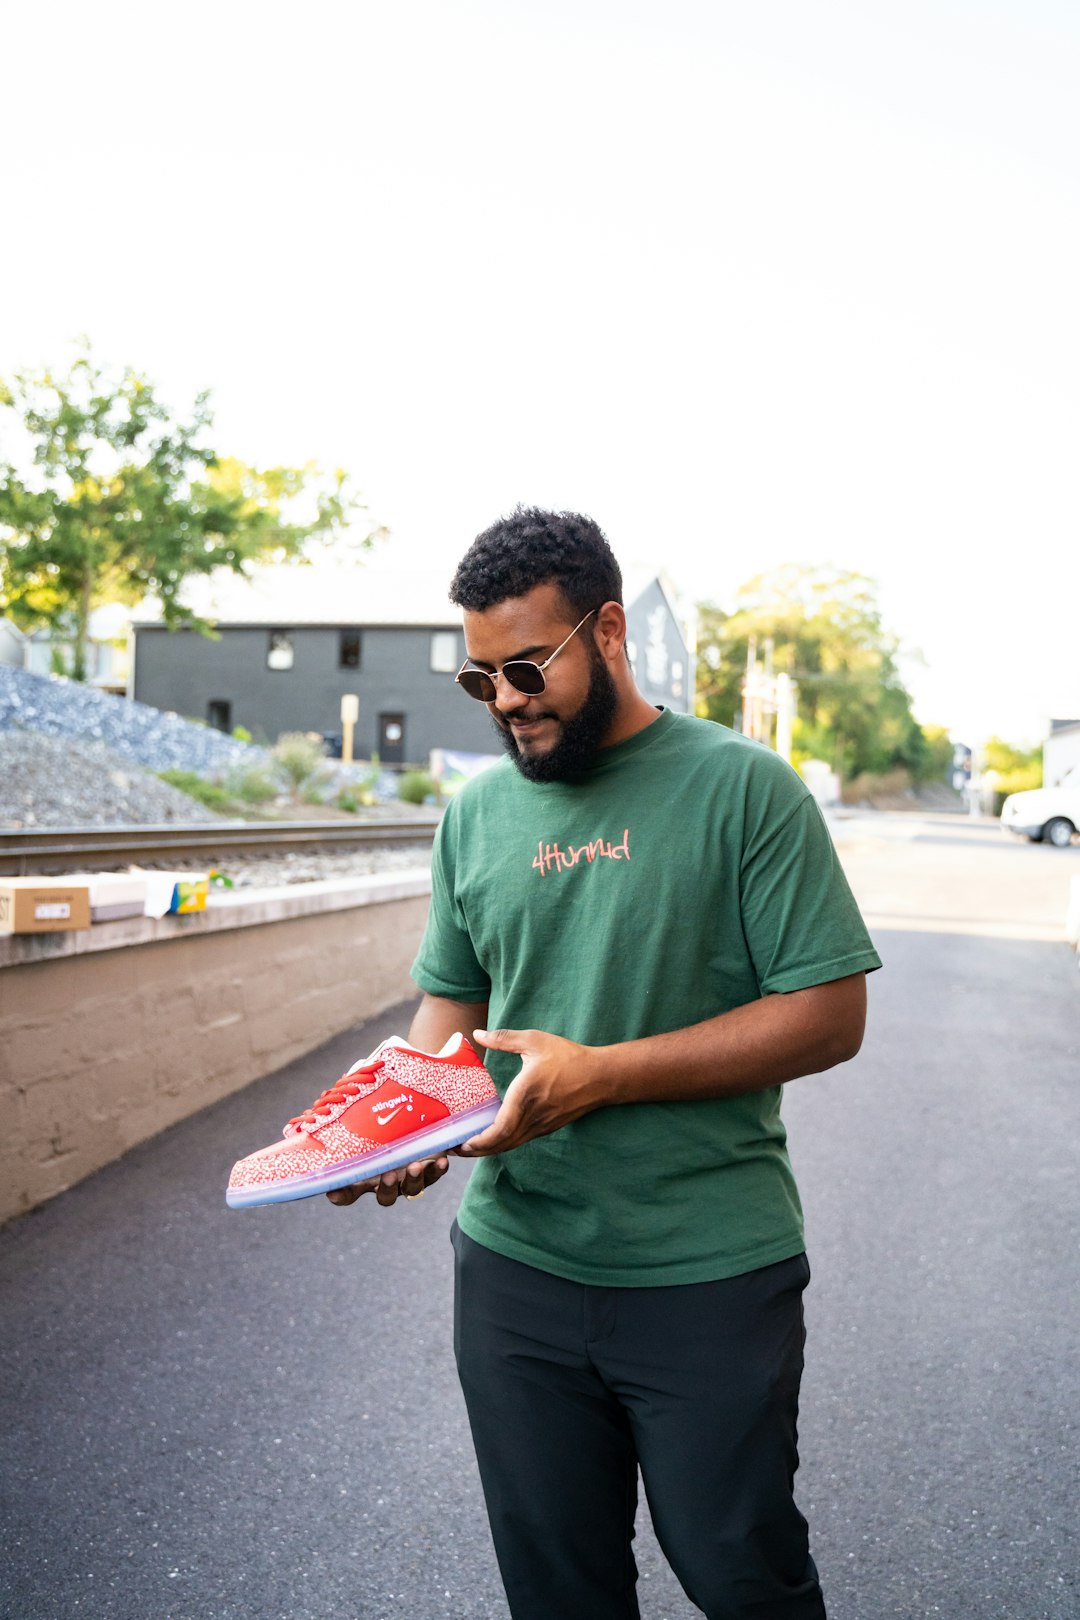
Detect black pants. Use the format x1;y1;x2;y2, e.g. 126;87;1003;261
452;1224;826;1620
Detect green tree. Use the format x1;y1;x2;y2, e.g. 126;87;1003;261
919;723;955;783
0;345;376;679
983;735;1042;797
695;564;931;781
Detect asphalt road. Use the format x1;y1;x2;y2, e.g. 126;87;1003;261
2;813;1077;1620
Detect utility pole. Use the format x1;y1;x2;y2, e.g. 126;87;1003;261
742;637;757;739
740;638;797;758
775;672;795;763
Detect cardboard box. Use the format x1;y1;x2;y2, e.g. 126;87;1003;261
142;872;210;919
62;871;149;923
0;877;92;935
91;874;148;923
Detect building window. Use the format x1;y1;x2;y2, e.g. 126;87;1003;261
267;630;294;670
207;700;232;732
430;630;458;673
339;630;362;669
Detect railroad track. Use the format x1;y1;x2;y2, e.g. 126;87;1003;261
0;818;439;876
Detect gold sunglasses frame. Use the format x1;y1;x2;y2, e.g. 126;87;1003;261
454;609;599;702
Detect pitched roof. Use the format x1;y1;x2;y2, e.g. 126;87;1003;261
132;561;459;628
131;559;691;633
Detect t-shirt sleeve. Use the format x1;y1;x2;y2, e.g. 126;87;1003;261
411;806;492;1004
740;791;882;995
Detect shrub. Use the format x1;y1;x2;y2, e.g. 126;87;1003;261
272;731;333;797
223;761;279;805
335;782;376;812
397;770;439;806
156;769;235;812
158;763;278;815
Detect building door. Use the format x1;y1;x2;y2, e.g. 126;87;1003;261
378;712;405;764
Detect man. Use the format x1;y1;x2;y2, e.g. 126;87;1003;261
330;507;881;1619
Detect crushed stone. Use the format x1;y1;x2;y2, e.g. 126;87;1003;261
0;732;225;828
0;664;261;774
0;674;436;884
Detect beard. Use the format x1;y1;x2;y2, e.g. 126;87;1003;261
491;646;619;783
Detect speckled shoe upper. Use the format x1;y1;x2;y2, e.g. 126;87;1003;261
225;1034;500;1208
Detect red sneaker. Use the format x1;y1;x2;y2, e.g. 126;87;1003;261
225;1035;499;1208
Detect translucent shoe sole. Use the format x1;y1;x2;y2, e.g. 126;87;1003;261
225;1099;500;1208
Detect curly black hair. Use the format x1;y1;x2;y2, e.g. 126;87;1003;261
449;506;623;618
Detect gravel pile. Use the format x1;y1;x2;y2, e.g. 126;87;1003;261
0;732;225;828
0;724;436;882
0;666;439;892
0;665;262;774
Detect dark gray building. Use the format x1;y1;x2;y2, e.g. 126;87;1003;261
131;617;493;764
130;564;693;766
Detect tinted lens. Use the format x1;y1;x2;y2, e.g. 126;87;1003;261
502;661;546;695
457;669;498;701
456;662;547;700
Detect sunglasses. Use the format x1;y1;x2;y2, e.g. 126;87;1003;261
454;609;598;703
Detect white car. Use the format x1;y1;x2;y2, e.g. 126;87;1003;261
999;767;1080;848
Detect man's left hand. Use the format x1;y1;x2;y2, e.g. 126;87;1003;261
458;1028;603;1156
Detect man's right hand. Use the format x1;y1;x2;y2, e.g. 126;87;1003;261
325;1154;450;1208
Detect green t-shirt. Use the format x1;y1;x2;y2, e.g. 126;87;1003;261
412;708;881;1287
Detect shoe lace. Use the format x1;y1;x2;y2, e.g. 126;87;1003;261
287;1060;385;1132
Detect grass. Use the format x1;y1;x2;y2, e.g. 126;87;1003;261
157;763;280;816
157;770;239;812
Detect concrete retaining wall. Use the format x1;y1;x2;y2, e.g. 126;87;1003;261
0;872;432;1225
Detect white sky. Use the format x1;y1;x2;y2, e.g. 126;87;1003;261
2;0;1078;745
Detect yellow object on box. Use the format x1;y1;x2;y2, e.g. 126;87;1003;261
174;877;209;914
141;872;210;918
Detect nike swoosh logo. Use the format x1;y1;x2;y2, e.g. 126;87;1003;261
375;1106;405;1126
